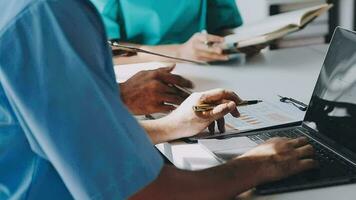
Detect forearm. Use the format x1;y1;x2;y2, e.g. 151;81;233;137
140;117;178;144
113;43;182;65
130;157;261;200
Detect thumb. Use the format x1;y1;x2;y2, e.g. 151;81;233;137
158;64;176;73
207;101;237;120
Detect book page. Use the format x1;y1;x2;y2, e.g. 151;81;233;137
225;4;329;45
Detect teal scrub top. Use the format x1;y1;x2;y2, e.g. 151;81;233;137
0;0;163;199
91;0;243;44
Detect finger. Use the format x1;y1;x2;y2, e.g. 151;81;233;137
148;80;187;98
158;104;176;113
207;101;237;120
157;64;176;73
160;94;186;105
266;137;289;143
149;81;179;95
217;118;226;133
208;121;216;134
200;89;243;105
194;42;225;55
230;107;240;118
289;137;309;148
159;85;191;99
196;50;229;62
295;144;315;158
196;33;225;43
173;87;192;98
159;73;194;88
295;159;319;173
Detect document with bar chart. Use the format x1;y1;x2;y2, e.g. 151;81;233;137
186;98;306;141
224;100;304;132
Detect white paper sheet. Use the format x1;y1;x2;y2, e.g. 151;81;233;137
225;99;304;132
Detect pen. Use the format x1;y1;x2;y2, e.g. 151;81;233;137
193;100;263;112
278;95;307;111
109;41;208;65
171;84;192;96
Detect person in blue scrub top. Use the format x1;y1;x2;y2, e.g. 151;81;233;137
0;0;317;199
91;0;265;64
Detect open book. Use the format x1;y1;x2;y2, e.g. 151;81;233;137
224;3;333;50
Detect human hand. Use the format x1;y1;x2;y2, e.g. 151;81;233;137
178;33;229;62
239;137;318;184
162;89;242;138
119;64;193;115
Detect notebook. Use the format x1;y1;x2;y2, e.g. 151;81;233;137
224;3;332;50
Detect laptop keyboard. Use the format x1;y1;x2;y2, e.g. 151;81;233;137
249;127;356;194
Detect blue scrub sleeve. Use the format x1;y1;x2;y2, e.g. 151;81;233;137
0;1;163;199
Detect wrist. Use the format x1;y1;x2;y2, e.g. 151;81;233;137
140;117;178;144
175;44;184;59
156;115;180;140
229;156;265;187
196;156;264;197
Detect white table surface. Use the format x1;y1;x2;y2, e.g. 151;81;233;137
153;45;356;200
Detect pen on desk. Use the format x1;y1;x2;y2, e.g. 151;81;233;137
193;100;263;112
278;95;308;111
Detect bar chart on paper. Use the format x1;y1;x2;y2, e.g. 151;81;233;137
225;100;304;132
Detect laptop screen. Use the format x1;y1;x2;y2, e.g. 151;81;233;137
304;28;356;160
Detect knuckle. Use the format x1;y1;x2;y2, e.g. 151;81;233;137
271;154;283;163
199;93;208;101
221;89;228;95
149;71;160;79
149;80;160;88
137;70;146;75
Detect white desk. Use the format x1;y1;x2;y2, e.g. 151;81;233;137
155;45;356;200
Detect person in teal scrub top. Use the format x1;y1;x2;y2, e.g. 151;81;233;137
92;0;264;64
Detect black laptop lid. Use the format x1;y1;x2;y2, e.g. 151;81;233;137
304;27;356;161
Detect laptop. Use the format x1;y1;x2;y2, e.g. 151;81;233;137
200;27;356;194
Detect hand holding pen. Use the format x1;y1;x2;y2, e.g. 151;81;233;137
177;30;229;62
165;89;242;137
